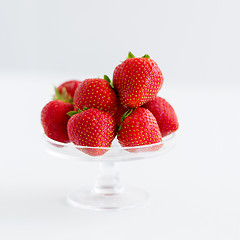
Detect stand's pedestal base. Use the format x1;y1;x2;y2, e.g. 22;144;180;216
67;186;149;211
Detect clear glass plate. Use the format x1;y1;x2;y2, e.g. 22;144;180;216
44;133;176;211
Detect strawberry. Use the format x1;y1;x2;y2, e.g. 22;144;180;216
143;96;179;137
67;108;116;156
73;76;118;115
41;100;73;143
54;80;81;103
113;52;164;108
117;107;162;151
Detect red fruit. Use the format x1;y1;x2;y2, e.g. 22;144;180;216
143;96;179;137
41;100;73;143
67;108;116;156
54;80;81;103
113;104;129;127
117;108;162;151
73;78;118;115
113;52;163;108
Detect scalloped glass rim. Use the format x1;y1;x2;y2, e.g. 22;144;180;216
43;132;176;150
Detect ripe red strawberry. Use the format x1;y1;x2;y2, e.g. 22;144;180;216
143;96;179;137
73;77;118;115
41;100;73;143
54;80;81;103
117;107;162;151
112;103;129;127
67;108;117;156
113;52;164;108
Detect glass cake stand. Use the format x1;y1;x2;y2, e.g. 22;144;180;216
44;133;176;211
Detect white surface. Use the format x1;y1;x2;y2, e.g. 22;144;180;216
0;75;240;239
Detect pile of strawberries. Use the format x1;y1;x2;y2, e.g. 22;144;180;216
41;52;179;156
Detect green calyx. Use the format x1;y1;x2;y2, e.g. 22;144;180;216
127;52;136;59
142;54;150;58
53;87;73;104
54;87;64;101
117;108;134;134
120;108;134;123
67;107;89;117
126;52;151;59
67;110;79;117
104;75;114;89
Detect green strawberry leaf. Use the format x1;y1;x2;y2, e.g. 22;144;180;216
67;107;85;117
117;108;134;133
54;87;64;101
104;75;114;89
142;54;150;58
53;86;73;104
127;52;135;59
120;108;133;123
67;111;78;117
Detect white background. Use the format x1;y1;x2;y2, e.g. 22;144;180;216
0;0;240;239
